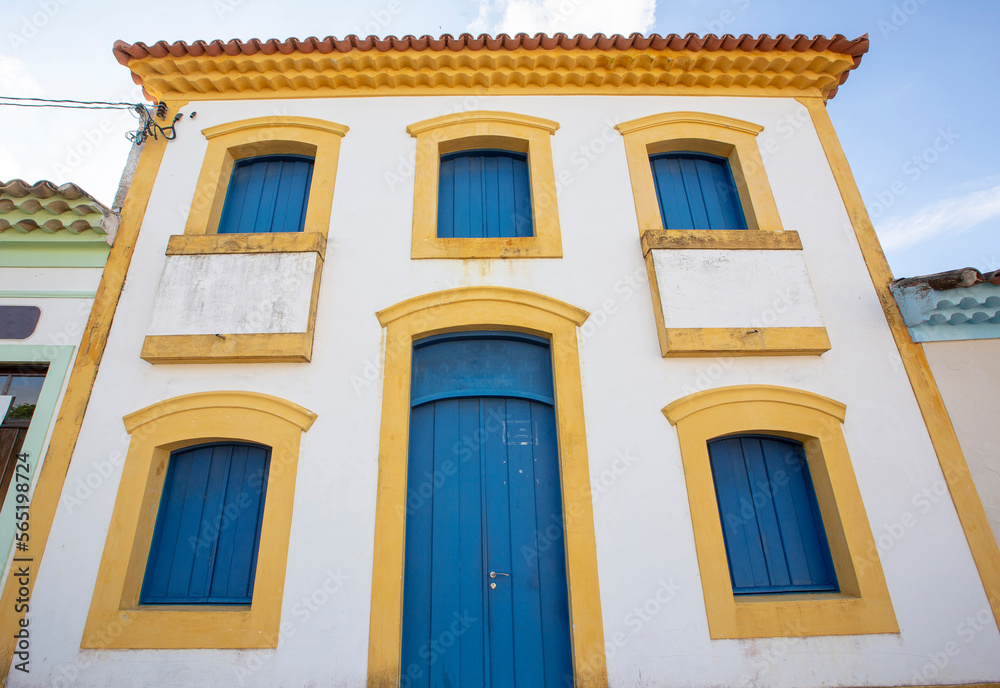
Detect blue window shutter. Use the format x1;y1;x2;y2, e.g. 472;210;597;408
650;152;747;230
437;150;533;238
141;442;270;604
708;435;838;594
218;155;313;234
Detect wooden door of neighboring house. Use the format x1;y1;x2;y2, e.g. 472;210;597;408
0;366;47;511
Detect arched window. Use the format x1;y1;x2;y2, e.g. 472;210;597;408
708;434;836;594
140;441;270;605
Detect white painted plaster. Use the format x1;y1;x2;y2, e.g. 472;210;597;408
650;248;825;328
924;338;1000;547
146;252;316;335
16;94;1000;688
0;267;103;293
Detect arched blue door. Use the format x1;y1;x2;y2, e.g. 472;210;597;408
401;332;573;688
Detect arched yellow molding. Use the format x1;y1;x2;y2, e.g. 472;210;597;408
124;390;317;432
406;110;562;259
376;286;588;328
615;110;783;237
368;287;607;688
664;384;846;425
203;115;350;140
83;391;316;649
662;384;897;639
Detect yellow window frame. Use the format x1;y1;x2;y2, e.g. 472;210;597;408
82;391;316;649
663;384;898;639
367;287;606;687
407;111;562;259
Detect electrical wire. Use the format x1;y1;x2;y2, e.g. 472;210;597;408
0;95;184;143
0;96;141;110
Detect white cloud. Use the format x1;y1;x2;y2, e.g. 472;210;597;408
0;54;44;96
467;0;656;37
876;183;1000;252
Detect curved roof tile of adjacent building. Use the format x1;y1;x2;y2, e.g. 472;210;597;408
0;179;111;235
113;32;868;101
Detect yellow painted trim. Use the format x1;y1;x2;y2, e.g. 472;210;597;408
641;229;802;253
406;110;562;259
141;249;323;364
0;103;182;679
376;286;589;328
799;96;1000;630
202;115;349;140
661;327;831;357
367;287;606;688
166;231;326;256
140;332;313;363
123;391;317;433
126;47;857;102
183;115;348;242
663;384;898;638
616;111;783;234
82;391;314;649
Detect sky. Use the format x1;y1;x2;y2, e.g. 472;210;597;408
1;0;997;278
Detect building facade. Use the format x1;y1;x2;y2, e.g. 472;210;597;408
0;179;115;609
3;33;999;687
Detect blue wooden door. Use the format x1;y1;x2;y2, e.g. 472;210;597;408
401;333;573;688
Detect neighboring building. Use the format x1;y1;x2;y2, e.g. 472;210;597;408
0;179;115;600
2;32;999;688
891;267;1000;548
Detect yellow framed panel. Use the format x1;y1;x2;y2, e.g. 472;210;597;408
663;384;898;638
367;287;607;688
82;391;316;649
406;111;562;259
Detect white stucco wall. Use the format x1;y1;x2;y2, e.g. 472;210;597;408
17;95;1000;688
924;338;1000;547
650;248;824;328
147;253;316;336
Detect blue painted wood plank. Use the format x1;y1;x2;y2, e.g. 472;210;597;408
244;449;270;602
218;164;253;234
236;161;268;234
709;438;769;591
496;154;516;239
252;160;282;234
453;155;473;238
218;445;267;601
763;439;837;589
507;398;546;687
511;156;532;238
401;403;435;688
430;399;462;687
142;451;193;601
437;156;456;239
760;438;813;587
741;437;791;588
468;154;485;239
710;158;746;230
483;155;500;239
271;160;313;232
695;157;727;229
166;446;215;599
531;401;573;688
484;397;516;687
187;444;230;599
458;398;487;688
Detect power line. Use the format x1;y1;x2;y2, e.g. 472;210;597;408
0;96;142;111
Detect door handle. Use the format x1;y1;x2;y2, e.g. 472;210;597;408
489;571;509;579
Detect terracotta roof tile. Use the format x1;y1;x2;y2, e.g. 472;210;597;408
114;32;868;100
